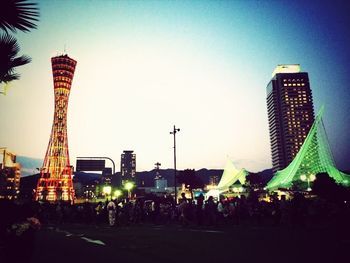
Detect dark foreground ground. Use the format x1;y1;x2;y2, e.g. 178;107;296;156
2;223;349;263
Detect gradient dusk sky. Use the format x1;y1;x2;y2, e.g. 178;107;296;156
0;0;349;172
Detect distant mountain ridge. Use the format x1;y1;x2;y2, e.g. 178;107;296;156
17;156;274;187
17;156;43;176
137;168;274;187
20;168;274;198
135;168;224;187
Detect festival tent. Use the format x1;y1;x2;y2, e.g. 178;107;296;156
266;106;350;190
206;160;248;197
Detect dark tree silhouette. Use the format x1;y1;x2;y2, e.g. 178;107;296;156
0;0;39;89
312;172;350;202
177;169;204;200
291;179;306;192
246;172;265;189
0;34;31;83
0;0;39;33
246;172;268;201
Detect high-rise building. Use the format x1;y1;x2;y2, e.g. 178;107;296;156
0;148;21;200
154;162;167;190
36;54;77;202
266;65;315;172
120;150;136;184
209;175;220;186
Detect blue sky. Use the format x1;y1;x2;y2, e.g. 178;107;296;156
0;0;349;172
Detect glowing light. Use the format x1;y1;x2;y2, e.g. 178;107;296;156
206;185;217;190
103;186;112;195
35;55;77;203
205;189;220;199
124;182;134;191
309;174;316;181
267;106;350;190
114;189;122;198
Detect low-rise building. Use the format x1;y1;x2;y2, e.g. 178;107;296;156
0;149;21;200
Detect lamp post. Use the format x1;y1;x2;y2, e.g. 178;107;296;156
114;189;122;200
102;185;112;200
300;174;316;191
170;125;180;204
124;181;134;199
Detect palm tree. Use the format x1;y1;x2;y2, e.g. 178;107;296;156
0;34;31;83
0;0;39;33
0;0;39;93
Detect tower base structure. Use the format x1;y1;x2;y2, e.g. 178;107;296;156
36;166;74;202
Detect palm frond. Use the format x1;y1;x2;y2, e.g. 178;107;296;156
1;72;20;83
0;33;31;83
0;34;20;59
11;55;31;67
0;0;39;33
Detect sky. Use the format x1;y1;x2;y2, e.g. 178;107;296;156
0;0;350;173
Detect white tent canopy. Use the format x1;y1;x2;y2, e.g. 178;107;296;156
206;159;248;198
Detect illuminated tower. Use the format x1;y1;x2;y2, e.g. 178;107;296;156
266;65;315;172
36;54;77;202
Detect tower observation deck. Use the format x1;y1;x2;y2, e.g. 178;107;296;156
36;54;77;202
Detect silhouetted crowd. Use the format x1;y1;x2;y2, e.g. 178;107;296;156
2;191;350;262
1;192;350;233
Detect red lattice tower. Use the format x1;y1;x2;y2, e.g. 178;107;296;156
36;54;77;203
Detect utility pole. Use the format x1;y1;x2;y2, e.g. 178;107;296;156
170;125;180;204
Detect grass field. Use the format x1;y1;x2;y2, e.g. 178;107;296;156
4;223;349;263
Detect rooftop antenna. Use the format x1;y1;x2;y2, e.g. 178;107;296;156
64;44;67;55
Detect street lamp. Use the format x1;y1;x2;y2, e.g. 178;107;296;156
102;185;112;199
300;174;316;191
124;181;134;199
170;125;180;204
113;189;122;200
